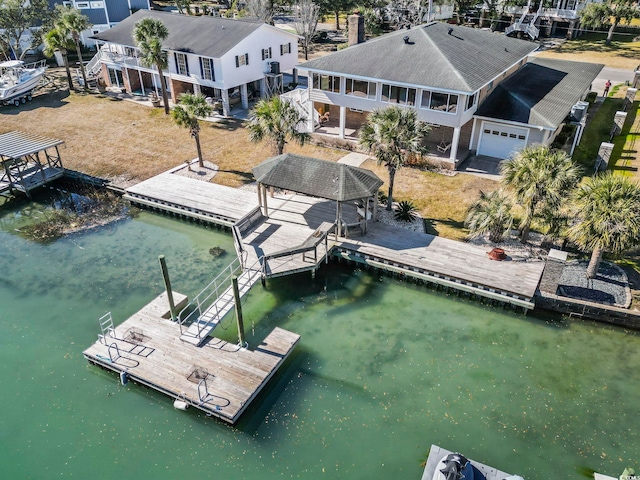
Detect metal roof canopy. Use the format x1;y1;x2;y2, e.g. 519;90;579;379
0;131;64;161
252;153;383;202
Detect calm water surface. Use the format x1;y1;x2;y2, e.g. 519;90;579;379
0;195;638;479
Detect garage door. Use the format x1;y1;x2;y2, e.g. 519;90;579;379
477;123;528;159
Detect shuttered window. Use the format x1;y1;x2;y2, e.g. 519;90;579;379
261;47;272;60
280;43;291;55
235;53;249;67
175;52;189;76
200;57;214;81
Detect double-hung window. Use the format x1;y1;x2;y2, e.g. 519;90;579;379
235;53;249;67
200;57;214;81
175;52;188;76
262;48;272;60
280;43;291;55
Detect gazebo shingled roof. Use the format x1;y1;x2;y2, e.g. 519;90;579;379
252;154;383;202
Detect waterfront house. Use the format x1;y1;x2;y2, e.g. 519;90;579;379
90;10;300;116
298;18;602;168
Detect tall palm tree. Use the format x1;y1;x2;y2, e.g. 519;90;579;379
567;172;640;279
172;93;213;168
247;96;309;155
359;105;430;211
42;27;75;91
465;190;514;243
134;18;170;114
55;6;91;91
501;145;582;243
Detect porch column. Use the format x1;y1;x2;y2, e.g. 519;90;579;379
339;106;346;139
259;78;266;98
221;88;231;116
240;83;249;109
469;119;477;151
138;69;145;96
193;84;201;96
257;183;263;209
293;68;298;85
308;93;315;132
449;127;461;163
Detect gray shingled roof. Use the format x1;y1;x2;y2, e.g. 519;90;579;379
475;57;604;128
300;22;539;93
252;154;383;202
91;10;264;58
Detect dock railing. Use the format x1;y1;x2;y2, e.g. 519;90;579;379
177;256;265;340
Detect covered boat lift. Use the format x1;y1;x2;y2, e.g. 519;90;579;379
0;131;65;198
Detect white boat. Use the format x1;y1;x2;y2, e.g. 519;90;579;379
0;59;47;105
422;445;524;480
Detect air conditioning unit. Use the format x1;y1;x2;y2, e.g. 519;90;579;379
269;61;280;75
571;100;589;122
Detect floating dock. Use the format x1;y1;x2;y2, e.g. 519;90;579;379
83;292;300;424
421;444;520;480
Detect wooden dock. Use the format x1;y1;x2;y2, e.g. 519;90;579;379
123;173;258;226
122;173;545;308
83;293;300;424
421;444;519;480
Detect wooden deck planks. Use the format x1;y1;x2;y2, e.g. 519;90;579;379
126;173;258;221
83;293;300;424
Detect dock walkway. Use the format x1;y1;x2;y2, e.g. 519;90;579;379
83;293;300;424
123;173;544;308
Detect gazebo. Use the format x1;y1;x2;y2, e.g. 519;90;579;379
252;153;383;236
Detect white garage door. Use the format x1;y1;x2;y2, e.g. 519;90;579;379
477;123;528;159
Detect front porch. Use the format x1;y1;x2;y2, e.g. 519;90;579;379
311;113;473;169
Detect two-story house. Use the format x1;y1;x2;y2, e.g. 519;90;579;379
90;10;299;115
49;0;151;47
299;19;602;168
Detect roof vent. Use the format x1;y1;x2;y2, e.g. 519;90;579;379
448;27;453;35
403;35;410;44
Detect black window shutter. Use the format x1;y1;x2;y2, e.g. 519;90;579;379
269;47;272;58
211;62;215;81
280;44;283;56
245;53;249;65
199;57;204;78
261;49;265;61
174;52;178;72
185;56;189;76
288;43;291;54
235;55;239;67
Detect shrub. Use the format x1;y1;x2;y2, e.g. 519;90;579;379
394;200;418;222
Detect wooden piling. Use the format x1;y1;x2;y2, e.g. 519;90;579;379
159;255;177;321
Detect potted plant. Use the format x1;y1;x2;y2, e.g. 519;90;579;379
149;91;161;107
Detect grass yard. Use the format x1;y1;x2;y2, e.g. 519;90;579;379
536;32;640;70
0;84;343;188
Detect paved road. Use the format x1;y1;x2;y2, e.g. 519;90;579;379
593;66;636;95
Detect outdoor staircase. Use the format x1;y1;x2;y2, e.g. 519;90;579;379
179;266;263;346
280;88;319;132
505;12;540;39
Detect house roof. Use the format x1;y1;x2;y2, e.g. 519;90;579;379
91;10;272;58
252;154;383;202
300;22;539;93
475;57;604;129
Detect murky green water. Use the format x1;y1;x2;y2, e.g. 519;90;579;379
0;194;638;479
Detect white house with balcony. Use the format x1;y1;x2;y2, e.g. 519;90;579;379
504;0;598;40
89;10;299;115
298;20;602;168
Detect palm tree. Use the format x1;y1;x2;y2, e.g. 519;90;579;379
42;27;75;91
172;93;213;168
567;172;640;279
134;18;170;114
465;190;514;243
359;105;430;211
55;6;91;91
247;96;309;155
501;145;582;243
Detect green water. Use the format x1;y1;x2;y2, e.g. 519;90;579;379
0;195;638;479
